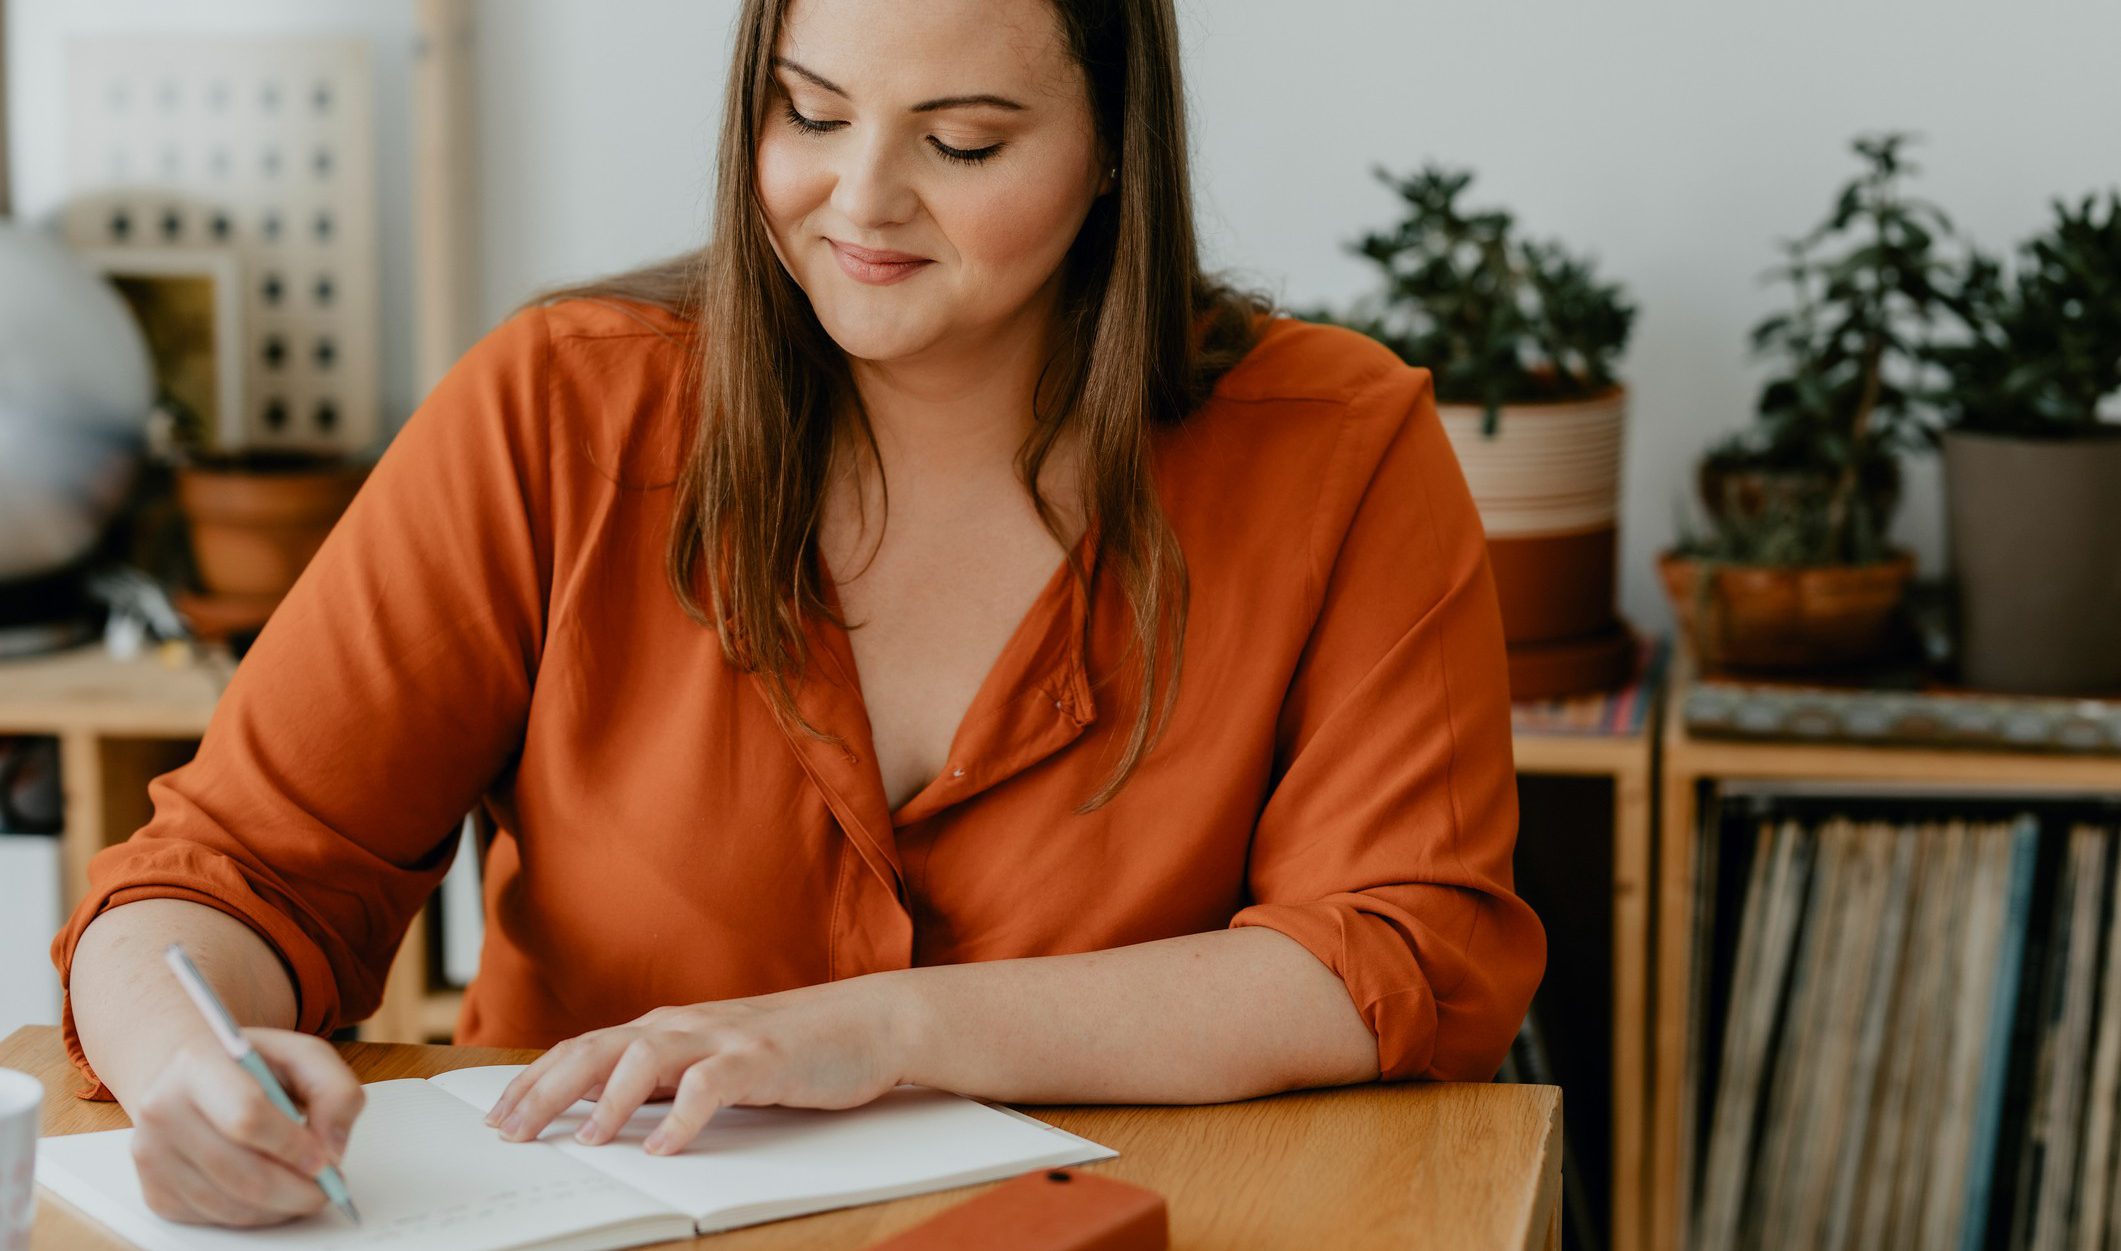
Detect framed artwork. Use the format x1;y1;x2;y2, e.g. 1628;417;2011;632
76;244;246;453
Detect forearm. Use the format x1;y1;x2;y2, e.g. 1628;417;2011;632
70;899;300;1105
879;926;1380;1105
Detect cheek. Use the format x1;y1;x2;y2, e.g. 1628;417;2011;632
943;165;1091;280
754;135;826;246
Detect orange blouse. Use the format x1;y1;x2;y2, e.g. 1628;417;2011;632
50;297;1544;1102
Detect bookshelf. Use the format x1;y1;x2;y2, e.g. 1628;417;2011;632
1651;649;2121;1251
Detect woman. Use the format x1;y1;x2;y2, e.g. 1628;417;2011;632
55;0;1544;1228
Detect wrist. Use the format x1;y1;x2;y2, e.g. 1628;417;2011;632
867;967;934;1089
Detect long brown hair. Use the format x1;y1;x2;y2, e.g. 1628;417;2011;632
521;0;1274;810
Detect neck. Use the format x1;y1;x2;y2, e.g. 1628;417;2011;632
840;280;1067;485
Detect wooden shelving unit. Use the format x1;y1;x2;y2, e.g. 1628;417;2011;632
1514;690;1660;1251
0;640;464;1047
1648;651;2121;1251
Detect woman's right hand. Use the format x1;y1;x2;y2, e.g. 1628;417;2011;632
127;1026;366;1227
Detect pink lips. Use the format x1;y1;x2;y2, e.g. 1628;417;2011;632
829;239;932;285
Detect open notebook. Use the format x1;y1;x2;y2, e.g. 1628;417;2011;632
35;1063;1115;1251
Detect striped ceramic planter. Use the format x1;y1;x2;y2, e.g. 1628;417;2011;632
1437;385;1627;647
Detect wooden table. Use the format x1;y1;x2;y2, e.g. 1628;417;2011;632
4;1025;1562;1250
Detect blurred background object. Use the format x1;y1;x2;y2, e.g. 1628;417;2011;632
0;221;155;657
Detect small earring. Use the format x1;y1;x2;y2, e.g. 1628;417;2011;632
1108;166;1119;180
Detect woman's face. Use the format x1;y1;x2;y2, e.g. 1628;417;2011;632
756;0;1111;366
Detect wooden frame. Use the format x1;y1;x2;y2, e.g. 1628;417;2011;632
1516;712;1659;1251
1647;651;2121;1251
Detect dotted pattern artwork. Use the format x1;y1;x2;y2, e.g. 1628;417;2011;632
63;35;380;453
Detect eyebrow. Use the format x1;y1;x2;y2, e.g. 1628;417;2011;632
770;56;1027;113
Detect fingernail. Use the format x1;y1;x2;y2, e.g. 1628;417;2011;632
574;1124;598;1144
500;1114;525;1139
330;1129;349;1160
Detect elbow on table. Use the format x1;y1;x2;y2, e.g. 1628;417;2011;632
1392;895;1546;1084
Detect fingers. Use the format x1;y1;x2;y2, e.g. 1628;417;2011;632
191;1048;335;1181
135;1089;325;1226
492;1036;626;1143
484;1046;566;1131
133;1138;256;1228
173;1101;329;1222
572;1039;665;1145
245;1028;365;1162
643;1054;752;1155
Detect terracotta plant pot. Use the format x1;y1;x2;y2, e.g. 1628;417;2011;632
1437;385;1635;697
1656;549;1915;672
176;451;369;601
1439;385;1626;643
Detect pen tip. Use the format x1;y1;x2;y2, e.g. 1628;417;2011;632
344;1199;362;1225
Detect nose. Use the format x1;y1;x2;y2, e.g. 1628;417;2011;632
827;127;920;233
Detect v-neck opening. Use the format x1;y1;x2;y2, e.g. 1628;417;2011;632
815;517;1100;825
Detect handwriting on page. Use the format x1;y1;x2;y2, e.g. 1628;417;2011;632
121;1079;682;1250
299;1176;628;1248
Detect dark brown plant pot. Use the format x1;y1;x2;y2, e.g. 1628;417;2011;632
176;452;368;600
1943;427;2121;696
1488;527;1617;644
1657;549;1916;672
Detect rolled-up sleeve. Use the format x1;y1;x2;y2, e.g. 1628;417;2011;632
1228;360;1545;1083
49;306;555;1100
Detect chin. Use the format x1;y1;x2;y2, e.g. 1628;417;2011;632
810;304;947;363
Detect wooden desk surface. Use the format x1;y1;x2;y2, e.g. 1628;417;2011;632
5;1025;1561;1250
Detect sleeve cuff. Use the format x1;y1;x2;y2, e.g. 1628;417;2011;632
51;872;339;1103
1229;897;1442;1081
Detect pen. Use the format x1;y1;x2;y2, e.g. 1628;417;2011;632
162;943;362;1225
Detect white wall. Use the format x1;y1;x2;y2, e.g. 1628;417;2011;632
4;0;424;432
12;0;2121;632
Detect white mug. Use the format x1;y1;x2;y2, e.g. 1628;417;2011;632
0;1068;40;1251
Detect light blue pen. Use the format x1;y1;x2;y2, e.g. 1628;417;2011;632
163;943;362;1225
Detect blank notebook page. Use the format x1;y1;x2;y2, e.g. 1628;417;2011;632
427;1065;1116;1230
35;1077;687;1251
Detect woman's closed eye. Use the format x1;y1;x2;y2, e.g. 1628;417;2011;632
779;102;1006;167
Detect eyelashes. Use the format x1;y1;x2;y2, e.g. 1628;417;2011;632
778;102;1005;167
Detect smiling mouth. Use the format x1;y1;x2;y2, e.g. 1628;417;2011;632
828;240;933;285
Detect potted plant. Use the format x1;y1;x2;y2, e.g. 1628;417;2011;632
1925;190;2121;694
1662;132;1951;673
1302;164;1640;698
148;389;369;642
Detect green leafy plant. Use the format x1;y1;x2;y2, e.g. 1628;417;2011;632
1701;131;1957;566
1299;164;1636;435
1925;190;2121;437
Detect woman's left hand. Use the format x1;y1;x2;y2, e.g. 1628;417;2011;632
480;975;913;1155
